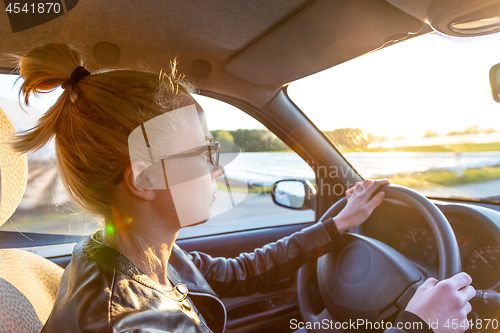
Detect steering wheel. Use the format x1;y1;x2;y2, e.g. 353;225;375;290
298;185;461;333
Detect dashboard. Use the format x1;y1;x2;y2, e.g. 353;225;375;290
360;198;500;291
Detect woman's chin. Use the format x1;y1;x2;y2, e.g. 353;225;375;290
181;218;209;228
178;207;212;228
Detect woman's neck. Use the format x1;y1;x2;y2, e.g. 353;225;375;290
103;215;180;290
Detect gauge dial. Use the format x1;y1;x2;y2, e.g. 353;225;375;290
399;228;437;262
465;245;500;290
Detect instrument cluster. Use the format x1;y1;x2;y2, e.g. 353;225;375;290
397;224;499;290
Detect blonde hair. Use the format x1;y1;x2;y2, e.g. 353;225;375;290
12;43;195;272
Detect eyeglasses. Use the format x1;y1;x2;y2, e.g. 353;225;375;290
112;141;220;186
159;141;220;167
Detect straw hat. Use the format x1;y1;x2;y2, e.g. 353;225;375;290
0;107;28;227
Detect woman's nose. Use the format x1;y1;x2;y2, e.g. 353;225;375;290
211;165;224;179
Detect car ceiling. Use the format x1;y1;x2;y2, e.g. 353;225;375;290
0;0;431;107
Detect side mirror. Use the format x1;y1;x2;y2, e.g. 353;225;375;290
271;179;316;210
490;63;500;103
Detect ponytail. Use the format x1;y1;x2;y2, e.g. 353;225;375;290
11;43;195;215
13;44;83;153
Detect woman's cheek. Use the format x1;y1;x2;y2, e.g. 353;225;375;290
169;173;212;227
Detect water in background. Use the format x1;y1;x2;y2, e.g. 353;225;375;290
18;151;500;211
237;151;500;187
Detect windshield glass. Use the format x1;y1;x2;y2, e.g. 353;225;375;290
288;32;500;203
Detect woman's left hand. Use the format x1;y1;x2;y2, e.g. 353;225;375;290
333;179;390;233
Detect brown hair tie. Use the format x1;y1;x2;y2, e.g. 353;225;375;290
61;66;91;89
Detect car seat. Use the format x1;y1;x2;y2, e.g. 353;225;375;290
0;106;64;333
0;249;63;333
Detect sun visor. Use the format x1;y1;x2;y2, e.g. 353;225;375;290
225;0;424;86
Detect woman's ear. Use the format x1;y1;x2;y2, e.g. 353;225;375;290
122;163;156;201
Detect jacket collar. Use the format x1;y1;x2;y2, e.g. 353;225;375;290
82;229;218;299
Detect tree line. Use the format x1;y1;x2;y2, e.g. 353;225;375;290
210;129;289;152
322;128;386;151
211;126;496;153
210;127;385;152
424;126;497;138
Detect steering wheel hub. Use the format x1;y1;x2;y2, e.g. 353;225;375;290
337;243;373;285
319;234;422;322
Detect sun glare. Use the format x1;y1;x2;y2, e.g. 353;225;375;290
288;32;500;140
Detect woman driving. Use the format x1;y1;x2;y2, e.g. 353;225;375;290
12;43;474;333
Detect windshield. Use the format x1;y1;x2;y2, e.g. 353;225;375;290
288;32;500;203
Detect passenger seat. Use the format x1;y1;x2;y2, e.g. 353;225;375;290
0;248;63;333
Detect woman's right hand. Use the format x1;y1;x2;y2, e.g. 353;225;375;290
333;179;389;233
405;273;476;333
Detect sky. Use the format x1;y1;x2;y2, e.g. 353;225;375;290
3;31;500;139
288;32;500;139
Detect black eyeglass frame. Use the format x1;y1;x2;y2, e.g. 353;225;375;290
112;141;220;185
158;141;220;167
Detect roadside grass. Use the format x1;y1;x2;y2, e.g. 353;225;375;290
381;165;500;188
239;150;294;153
216;165;500;193
247;186;274;194
216;181;273;194
251;142;500;153
342;142;500;153
221;165;500;194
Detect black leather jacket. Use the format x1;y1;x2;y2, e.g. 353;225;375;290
41;222;337;333
41;222;431;333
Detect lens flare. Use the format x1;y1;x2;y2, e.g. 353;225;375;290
105;224;115;235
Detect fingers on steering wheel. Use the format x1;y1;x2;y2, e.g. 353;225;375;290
465;300;472;315
363;179;390;198
366;191;386;210
459;285;476;302
352;180;369;196
446;272;473;290
349;179;389;201
420;277;439;290
359;179;373;194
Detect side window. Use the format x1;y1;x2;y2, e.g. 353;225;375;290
0;74;315;242
0;74;99;241
178;95;316;238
